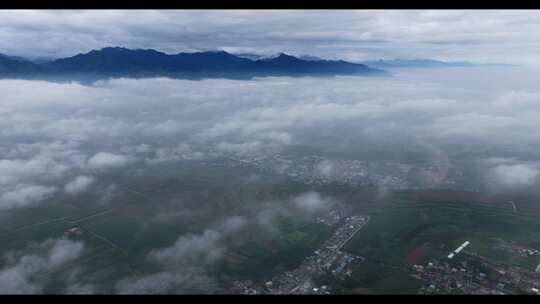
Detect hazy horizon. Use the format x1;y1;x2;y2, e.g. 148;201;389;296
1;10;540;65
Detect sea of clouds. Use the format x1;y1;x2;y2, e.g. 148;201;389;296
1;68;540;211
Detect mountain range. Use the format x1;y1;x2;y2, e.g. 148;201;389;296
235;53;513;69
0;47;389;83
359;58;514;69
235;53;324;62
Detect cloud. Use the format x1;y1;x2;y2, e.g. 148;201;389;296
150;229;224;266
0;238;85;294
87;152;132;169
0;262;43;294
0;152;72;187
219;215;248;234
292;191;334;214
314;160;335;177
64;175;94;195
1;70;540;209
0;184;56;210
63;283;95;294
47;238;85;268
490;163;539;188
115;216;247;294
149;215;247;267
1;10;540;64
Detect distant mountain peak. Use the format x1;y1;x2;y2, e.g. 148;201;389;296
211;50;231;54
276;53;297;59
101;46;127;51
259;53;302;63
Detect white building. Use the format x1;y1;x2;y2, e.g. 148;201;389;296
448;241;470;259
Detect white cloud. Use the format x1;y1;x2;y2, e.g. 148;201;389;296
87;152;132;169
64;175;94;195
47;238;85;268
0;153;71;187
118;216;246;294
0;238;85;294
292;191;333;214
0;263;43;294
315;160;335;177
490;164;539;188
1;10;540;64
0;68;540;209
0;184;56;210
150;229;224;266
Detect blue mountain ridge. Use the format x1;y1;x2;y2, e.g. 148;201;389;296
0;47;389;82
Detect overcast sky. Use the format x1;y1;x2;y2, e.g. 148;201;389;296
0;10;539;64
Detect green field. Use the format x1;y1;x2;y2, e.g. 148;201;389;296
338;202;540;294
4;158;540;294
217;218;332;282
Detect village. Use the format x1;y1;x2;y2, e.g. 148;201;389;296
233;211;370;294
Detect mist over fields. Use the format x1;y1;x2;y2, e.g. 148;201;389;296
2;67;540;206
2;66;540;293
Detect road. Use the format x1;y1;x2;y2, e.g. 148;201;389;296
67;208;115;224
288;215;370;294
2;216;68;234
337;215;370;251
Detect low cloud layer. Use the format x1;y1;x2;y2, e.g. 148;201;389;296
1;68;540;209
115;191;333;294
64;175;94;195
292;191;334;215
0;238;85;294
87;152;132;170
150;229;224;266
490;163;539;188
116;215;248;294
0;184;56;211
